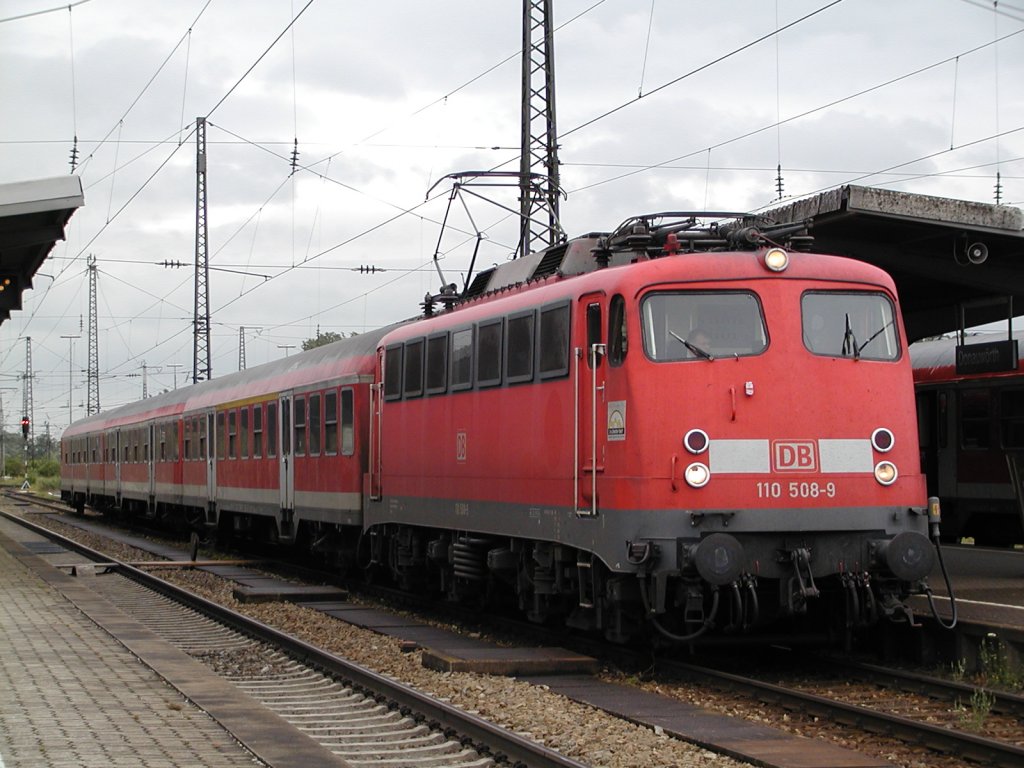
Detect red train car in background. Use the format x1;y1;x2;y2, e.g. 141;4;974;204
63;213;940;644
913;330;1024;545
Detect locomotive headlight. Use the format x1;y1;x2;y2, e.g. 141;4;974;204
763;247;789;272
874;461;898;486
871;427;895;453
685;462;711;488
683;428;709;454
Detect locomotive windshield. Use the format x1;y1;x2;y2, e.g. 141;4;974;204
642;291;767;361
802;291;899;360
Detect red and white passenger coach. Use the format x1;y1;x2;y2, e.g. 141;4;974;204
63;213;938;643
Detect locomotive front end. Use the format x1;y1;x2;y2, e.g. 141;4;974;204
602;245;934;642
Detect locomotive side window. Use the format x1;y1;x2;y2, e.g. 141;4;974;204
341;388;354;455
539;302;570;378
801;291;899;360
309;394;321;456
426;333;448;394
507;311;535;383
404;339;424;398
642;291;766;361
253;405;263;458
451;328;474;391
324;392;338;454
384;344;403;401
608;294;628;367
960;389;992;450
1001;389;1024;448
586;303;603;368
477;319;503;387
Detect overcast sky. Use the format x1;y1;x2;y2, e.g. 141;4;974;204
1;0;1022;434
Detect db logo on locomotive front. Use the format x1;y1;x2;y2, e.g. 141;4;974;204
772;441;817;472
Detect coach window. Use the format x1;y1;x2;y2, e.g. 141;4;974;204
608;294;628;366
184;419;192;460
217;412;226;460
539;303;570;379
341;388;354;455
253;405;263;458
324;391;338;454
294;397;306;456
426;333;448;394
240;407;249;458
198;418;207;460
384;344;403;401
802;291;898;360
477;319;503;387
309;394;322;455
268;401;278;457
960;389;992;450
1001;389;1024;448
159;425;167;462
506;311;535;384
228;410;238;459
450;328;473;391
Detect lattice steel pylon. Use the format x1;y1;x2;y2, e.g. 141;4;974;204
22;337;34;456
86;255;100;415
193;116;212;383
518;0;563;258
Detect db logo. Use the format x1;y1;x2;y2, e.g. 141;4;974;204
456;431;468;462
773;441;817;472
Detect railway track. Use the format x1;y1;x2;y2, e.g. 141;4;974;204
11;495;1024;768
655;652;1024;768
0;504;590;768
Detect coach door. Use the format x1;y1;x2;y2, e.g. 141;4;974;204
575;294;606;516
147;423;156;504
279;393;295;511
205;411;216;508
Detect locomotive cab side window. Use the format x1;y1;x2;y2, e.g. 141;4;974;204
586;302;603;368
642;291;766;361
608;294;628;367
802;291;899;360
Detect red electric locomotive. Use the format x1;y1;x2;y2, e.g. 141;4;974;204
62;213;939;644
912;330;1024;546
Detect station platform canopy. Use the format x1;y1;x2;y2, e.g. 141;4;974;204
762;185;1024;342
0;175;84;325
